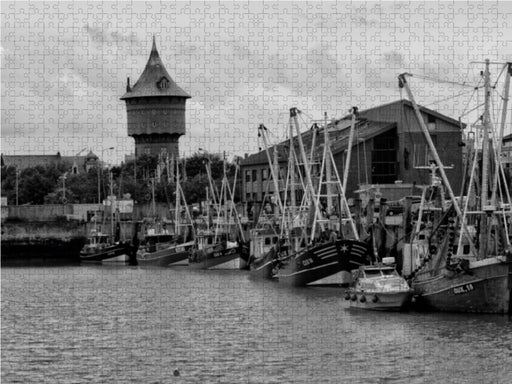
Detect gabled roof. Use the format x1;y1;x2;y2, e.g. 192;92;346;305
240;118;396;167
121;36;191;100
354;99;464;128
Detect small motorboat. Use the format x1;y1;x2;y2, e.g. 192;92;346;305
345;257;412;311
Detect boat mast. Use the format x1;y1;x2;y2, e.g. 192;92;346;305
290;107;324;238
490;62;512;206
324;112;334;216
398;74;464;219
258;124;284;213
110;170;114;241
342;107;358;193
478;59;493;259
289;115;297;211
224;160;246;243
175;160;180;235
399;73;478;255
481;59;492;210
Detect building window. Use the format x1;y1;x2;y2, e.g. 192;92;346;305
262;168;268;181
157;77;169;89
252;170;257;182
245;170;251;183
145;148;151;155
427;115;436;131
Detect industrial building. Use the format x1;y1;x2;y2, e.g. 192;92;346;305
240;100;465;206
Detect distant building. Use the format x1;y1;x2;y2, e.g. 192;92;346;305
240;100;465;204
121;36;191;159
0;151;99;174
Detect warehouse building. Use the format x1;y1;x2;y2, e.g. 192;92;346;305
240;100;465;209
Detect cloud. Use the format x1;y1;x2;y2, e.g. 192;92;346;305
84;24;138;45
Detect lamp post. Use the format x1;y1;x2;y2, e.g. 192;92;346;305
15;167;19;206
74;148;87;174
98;147;115;204
60;172;68;204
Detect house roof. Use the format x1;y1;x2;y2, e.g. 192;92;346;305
354;99;464;128
503;133;512;143
1;152;98;170
120;36;191;100
241;100;464;168
241;117;396;167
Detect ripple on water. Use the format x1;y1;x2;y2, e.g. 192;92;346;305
2;266;512;383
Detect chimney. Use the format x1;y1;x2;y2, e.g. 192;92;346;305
126;77;131;92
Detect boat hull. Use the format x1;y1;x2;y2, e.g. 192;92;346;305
189;246;245;270
412;255;512;314
80;243;133;264
137;243;193;267
347;290;413;311
248;248;282;280
275;239;371;287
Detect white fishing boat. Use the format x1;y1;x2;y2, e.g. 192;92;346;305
345;257;412;311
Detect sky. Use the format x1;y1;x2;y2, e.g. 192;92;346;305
2;1;512;165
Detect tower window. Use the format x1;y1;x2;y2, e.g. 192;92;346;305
157;77;169;90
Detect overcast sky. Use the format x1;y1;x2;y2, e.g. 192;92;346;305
2;1;512;165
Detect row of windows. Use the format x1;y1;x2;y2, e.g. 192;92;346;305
135;147;173;155
244;165;325;183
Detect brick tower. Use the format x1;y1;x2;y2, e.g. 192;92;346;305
121;36;191;158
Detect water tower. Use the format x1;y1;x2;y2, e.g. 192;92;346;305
121;36;191;159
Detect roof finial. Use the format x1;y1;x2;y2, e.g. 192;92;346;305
152;34;157;52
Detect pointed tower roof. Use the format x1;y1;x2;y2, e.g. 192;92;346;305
121;36;191;100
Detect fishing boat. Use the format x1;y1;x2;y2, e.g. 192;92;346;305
188;156;249;269
137;159;196;267
248;225;288;279
80;228;133;264
137;240;195;267
80;172;135;264
399;62;512;314
189;231;247;269
272;108;372;287
344;257;412;311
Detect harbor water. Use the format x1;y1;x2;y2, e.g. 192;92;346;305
2;266;511;383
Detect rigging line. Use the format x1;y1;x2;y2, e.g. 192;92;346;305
423;89;475;109
460;82;482;117
298;108;317;122
459;102;486;118
461;77;483;108
492;64;507;89
410;73;478;88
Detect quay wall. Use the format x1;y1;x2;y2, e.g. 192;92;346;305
1;203;172;222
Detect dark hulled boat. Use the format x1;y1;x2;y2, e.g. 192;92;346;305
274;238;371;287
79;231;134;264
400;66;512;314
137;240;194;267
188;232;249;270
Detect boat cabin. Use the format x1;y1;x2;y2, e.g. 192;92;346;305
85;234;110;247
356;266;399;279
250;228;280;258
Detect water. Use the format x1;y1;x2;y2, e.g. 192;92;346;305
2;266;512;383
